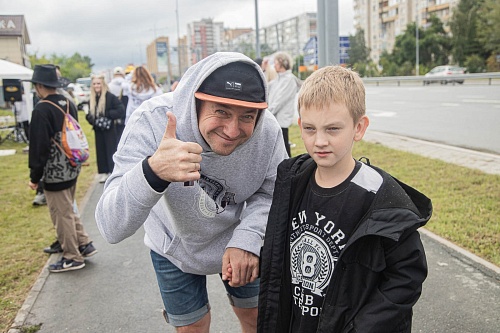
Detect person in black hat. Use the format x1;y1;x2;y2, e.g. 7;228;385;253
27;64;97;273
95;52;288;332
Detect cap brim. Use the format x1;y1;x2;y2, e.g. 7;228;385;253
194;92;267;109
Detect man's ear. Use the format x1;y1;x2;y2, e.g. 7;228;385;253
354;115;369;142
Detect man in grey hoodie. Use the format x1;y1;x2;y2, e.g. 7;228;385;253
95;52;288;332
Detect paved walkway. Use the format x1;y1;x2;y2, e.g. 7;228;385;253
8;131;500;333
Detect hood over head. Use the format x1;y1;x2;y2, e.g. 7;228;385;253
172;52;269;152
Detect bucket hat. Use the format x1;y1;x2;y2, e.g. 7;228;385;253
25;64;63;88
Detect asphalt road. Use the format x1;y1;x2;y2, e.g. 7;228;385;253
365;84;500;154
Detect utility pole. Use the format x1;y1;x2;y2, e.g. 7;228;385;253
255;0;261;58
416;2;419;76
176;0;182;77
317;0;339;68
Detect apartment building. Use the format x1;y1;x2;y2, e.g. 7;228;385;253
221;13;317;62
354;0;459;64
0;15;31;67
187;18;224;64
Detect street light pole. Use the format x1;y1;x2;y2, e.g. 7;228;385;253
415;3;419;76
176;0;182;77
255;0;261;58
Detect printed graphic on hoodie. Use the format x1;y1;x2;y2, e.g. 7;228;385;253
195;174;236;217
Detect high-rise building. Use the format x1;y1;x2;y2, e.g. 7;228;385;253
354;0;459;64
146;36;172;82
187;18;224;64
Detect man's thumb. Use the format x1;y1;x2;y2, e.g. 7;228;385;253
164;111;177;139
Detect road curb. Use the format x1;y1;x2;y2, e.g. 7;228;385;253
420;228;500;277
8;175;100;333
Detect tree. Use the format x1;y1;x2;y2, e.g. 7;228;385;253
348;28;370;64
449;0;487;66
379;17;451;76
477;0;500;71
29;52;94;82
347;28;378;77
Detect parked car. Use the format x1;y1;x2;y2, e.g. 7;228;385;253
424;65;465;85
66;83;90;110
76;77;92;89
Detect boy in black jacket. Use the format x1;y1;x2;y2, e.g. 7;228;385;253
257;66;432;332
27;65;96;272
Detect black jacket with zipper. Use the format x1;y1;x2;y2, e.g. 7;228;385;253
258;154;432;333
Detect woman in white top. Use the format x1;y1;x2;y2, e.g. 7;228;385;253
125;66;163;124
267;51;302;157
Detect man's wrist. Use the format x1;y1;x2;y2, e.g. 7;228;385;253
142;157;170;192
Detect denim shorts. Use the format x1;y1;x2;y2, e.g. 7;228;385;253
150;250;260;327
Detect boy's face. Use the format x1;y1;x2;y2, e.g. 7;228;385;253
298;102;369;174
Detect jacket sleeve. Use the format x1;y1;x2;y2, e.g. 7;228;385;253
352;231;427;332
28;109;52;183
225;128;288;257
95;108;165;244
107;92;126;120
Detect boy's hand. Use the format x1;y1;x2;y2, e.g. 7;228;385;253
222;248;259;287
28;181;38;191
148;112;203;183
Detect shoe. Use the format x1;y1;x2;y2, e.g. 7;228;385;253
98;173;109;183
33;193;47;206
43;240;63;254
79;242;98;257
49;257;85;272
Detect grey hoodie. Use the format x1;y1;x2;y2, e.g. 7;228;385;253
95;52;288;275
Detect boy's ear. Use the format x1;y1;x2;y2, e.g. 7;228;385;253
354;115;369;142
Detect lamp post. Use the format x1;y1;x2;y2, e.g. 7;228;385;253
176;0;182;77
415;2;419;76
255;0;261;58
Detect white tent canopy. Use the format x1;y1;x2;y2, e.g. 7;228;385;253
0;59;33;113
0;59;33;80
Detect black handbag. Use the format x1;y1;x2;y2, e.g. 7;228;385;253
94;116;112;131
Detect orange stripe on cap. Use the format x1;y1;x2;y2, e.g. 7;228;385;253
194;92;268;109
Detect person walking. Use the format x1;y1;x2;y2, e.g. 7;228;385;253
26;64;97;272
108;66;128;140
85;74;125;183
124;66;163;124
267;51;301;157
257;66;432;333
95;52;287;332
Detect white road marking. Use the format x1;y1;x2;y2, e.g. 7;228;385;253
441;103;460;107
462;99;500;104
367;110;397;117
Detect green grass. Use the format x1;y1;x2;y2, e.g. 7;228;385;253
0;118;499;332
0;109;97;333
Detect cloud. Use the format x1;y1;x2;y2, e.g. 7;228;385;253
2;0;353;72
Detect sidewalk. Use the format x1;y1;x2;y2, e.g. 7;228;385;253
9;131;500;333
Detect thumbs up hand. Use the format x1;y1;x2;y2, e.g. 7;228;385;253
148;112;203;183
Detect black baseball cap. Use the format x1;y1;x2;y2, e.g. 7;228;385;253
194;62;267;109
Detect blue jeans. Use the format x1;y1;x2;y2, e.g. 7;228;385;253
150;250;260;327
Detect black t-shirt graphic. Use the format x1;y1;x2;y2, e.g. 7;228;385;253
288;161;379;333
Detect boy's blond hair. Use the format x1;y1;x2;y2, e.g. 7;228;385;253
298;66;365;123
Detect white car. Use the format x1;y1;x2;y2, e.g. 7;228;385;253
67;83;90;110
424;65;465;85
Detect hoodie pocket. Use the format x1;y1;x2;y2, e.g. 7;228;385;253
162;233;181;256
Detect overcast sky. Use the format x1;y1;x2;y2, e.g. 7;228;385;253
2;0;354;72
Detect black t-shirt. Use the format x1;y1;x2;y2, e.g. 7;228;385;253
287;161;379;333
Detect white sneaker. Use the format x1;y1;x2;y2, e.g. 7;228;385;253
99;174;109;183
33;193;47;206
